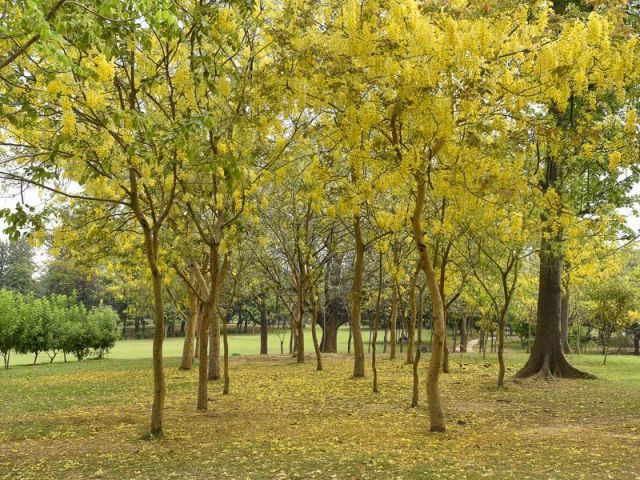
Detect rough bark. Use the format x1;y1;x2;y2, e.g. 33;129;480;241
351;213;366;377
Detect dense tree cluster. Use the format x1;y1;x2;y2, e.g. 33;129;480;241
1;0;640;437
0;290;119;368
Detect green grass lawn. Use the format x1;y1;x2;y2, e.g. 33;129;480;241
9;326;447;366
1;340;640;479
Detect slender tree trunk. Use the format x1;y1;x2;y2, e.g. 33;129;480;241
259;295;268;355
442;317;450;373
412;284;425;407
497;309;507;387
194;309;200;360
310;288;323;371
412;173;446;432
351;213;366;377
634;333;639;356
459;314;468;353
295;282;305;364
372;253;383;393
383;306;389;354
148;243;165;437
406;265;419;365
197;302;211;409
180;274;199;370
390;283;398;360
222;309;230;394
208;306;221;380
196;246;227;409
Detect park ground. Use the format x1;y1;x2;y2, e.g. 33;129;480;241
1;332;640;479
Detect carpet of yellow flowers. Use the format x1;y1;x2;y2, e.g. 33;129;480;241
1;351;639;479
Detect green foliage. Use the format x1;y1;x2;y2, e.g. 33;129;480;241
0;238;34;293
0;289;119;367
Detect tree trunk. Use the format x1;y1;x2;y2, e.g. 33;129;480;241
194;309;200;359
208;306;221;380
196;300;210;410
412;173;446;432
406;265;419;365
196;246;228;409
372;253;383;393
351;213;366;377
634;333;639;356
148;240;165;437
515;229;592;379
497;309;507;387
320;317;339;353
310;288;323;371
222;309;230;394
560;288;571;354
259;295;268;355
295;282;305;364
411;284;425;407
390;283;398;360
516;156;592;380
459;314;468;353
180;274;199;370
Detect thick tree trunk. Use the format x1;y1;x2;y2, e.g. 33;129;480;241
390;283;398;360
634;333;640;356
351;213;366;377
560;288;571;354
516;156;592;380
320;318;339;353
180;274;199;370
412;174;446;432
515;237;592;379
